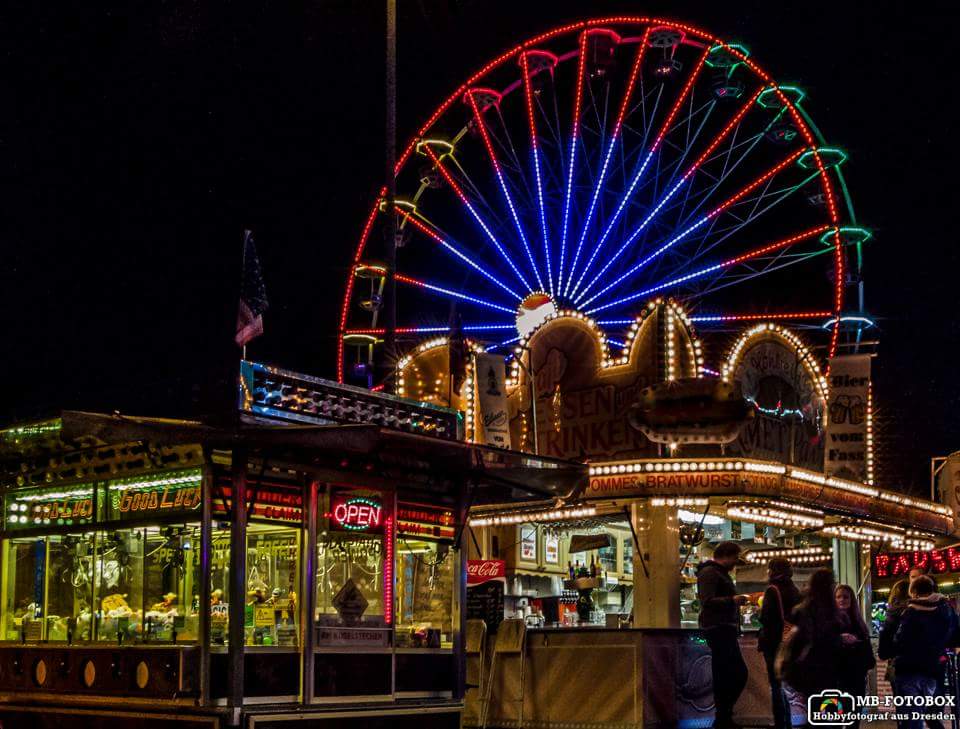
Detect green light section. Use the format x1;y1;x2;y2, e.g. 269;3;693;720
797;147;847;170
791;102;863;274
0;419;61;445
705;43;750;69
819;227;872;248
757;86;806;110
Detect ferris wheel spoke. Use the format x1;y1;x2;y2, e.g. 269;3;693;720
585;225;829;315
558;32;590;296
674;169;823;272
687;246;831;301
564;28;653;299
466;89;544;291
520;52;556;295
572;90;762;304
493;105;536;203
589;166;814;311
486;335;522;352
397;210;524;301
578;146;807;308
568;45;711;301
395;273;517;314
420;146;533;292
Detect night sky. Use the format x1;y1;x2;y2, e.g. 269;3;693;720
3;1;957;493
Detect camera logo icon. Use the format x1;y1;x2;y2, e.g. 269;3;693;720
808;689;856;726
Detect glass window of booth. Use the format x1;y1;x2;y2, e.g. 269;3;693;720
205;522;301;647
1;536;46;641
91;525;200;643
316;487;388;647
395;537;455;648
45;533;95;642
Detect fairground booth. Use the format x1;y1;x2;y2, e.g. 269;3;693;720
325;13;960;726
356;300;957;729
0;363;584;729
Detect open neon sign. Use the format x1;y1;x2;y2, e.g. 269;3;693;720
332;497;383;531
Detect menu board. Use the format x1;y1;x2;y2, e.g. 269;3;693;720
466;560;505;633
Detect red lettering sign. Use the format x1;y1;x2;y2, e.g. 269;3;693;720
874;549;960;578
467;559;506;585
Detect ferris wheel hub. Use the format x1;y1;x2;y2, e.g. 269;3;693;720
517;293;558;339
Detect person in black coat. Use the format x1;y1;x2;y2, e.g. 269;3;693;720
758;558;801;729
891;576;958;729
697;541;749;729
835;583;876;728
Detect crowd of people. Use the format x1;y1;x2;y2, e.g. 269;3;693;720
697;541;959;728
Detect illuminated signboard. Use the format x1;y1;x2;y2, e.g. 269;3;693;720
325;489;386;534
213;480;303;524
5;484;95;529
397;502;455;540
331;497;382;531
873;549;960;578
108;468;202;521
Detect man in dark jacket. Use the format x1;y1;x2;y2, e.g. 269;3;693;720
892;576;958;729
697;541;749;729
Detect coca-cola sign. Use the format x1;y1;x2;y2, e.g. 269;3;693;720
467;559;506;584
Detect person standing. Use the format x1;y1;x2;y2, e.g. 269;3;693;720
697;541;749;729
835;583;876;727
891;576;957;729
758;558;801;729
878;579;911;665
779;569;855;702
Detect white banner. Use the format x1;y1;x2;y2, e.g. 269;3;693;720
475;353;511;449
825;354;871;481
937;453;960;532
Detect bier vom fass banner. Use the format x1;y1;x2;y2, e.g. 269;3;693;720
824;354;871;482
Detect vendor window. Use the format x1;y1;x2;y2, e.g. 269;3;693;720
45;533;96;642
395;537;454;649
92;524;200;643
206;523;301;647
315;488;389;647
1;537;47;641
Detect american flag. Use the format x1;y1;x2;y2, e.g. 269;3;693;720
235;230;269;347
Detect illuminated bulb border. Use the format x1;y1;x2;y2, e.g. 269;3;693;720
469;505;597;527
721;323;829;406
507;299;701;386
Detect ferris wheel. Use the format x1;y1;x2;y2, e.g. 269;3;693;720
338;17;866;384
